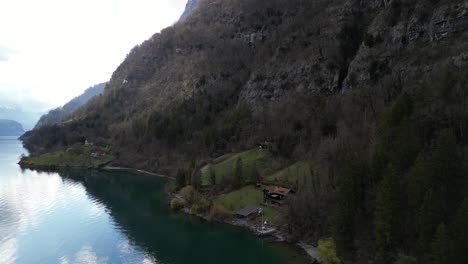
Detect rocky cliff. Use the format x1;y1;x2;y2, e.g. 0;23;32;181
24;0;468;168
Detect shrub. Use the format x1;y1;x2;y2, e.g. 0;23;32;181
179;186;195;204
394;253;416;264
316;238;340;264
196;197;211;213
170;198;185;210
207;203;231;222
189;204;200;215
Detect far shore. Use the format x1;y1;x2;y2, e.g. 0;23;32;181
101;165;174;180
18;161;174;180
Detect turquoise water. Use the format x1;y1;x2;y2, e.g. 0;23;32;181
0;136;307;264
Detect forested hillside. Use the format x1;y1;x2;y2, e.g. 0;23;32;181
33;83;106;129
21;0;468;263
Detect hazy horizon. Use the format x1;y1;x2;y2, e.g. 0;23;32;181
0;0;187;112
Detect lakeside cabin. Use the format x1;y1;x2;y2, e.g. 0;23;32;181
258;141;274;151
235;205;260;219
264;186;291;202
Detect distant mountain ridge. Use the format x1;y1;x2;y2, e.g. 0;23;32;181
0;119;24;136
0;104;43;131
34;83;106;129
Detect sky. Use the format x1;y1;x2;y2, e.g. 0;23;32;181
0;0;187;111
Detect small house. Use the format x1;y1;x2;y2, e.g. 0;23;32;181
235;205;260;219
264;186;291;201
258;141;274;151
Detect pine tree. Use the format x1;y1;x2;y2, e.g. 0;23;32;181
176;169;187;190
430;223;450;264
191;171;201;190
374;164;401;262
188;158;197;186
209;167;216;185
452;198;468;263
335;165;356;251
430;129;463;212
233;157;243;188
250;162;260;183
418;189;444;255
394;254;416;264
335;153;369;252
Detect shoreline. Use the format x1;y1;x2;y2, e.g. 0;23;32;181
101;166;174;180
18;162;174;180
20;161;316;262
175;202;317;262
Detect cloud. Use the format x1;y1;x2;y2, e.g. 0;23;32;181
0;238;17;264
0;0;187;109
60;246;108;264
0;46;12;61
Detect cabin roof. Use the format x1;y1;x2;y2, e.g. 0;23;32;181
235;205;259;217
268;186;291;195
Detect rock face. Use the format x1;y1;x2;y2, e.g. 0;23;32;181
34;83;106;129
24;0;468;152
179;0;199;21
0;119;24;136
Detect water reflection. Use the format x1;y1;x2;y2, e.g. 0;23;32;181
0;138;306;264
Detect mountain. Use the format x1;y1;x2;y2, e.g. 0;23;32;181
22;0;468;262
0;104;43;131
179;0;199;21
33;83;106;129
0;119;24;136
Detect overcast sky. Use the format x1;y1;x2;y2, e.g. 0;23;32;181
0;0;187;111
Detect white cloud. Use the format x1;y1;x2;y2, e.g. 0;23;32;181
142;254;157;264
118;239;132;254
0;238;17;264
0;46;13;61
0;0;187;108
60;246;108;264
0;170;87;264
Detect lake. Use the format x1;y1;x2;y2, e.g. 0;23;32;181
0;136;307;264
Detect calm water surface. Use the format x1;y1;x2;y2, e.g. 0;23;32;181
0;136;307;264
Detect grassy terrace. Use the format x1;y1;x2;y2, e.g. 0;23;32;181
19;145;114;168
195;148;316;224
197;149;318;224
215;185;280;223
265;161;312;187
200;149;271;186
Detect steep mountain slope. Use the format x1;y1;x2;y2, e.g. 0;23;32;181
179;0;199;21
33;83;106;129
22;0;468;263
0;119;24;136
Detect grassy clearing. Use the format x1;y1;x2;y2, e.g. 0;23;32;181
21;145;114;168
265;161;312;187
212;153;235;163
216;185;263;211
201;149;271;186
215;185;280;223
